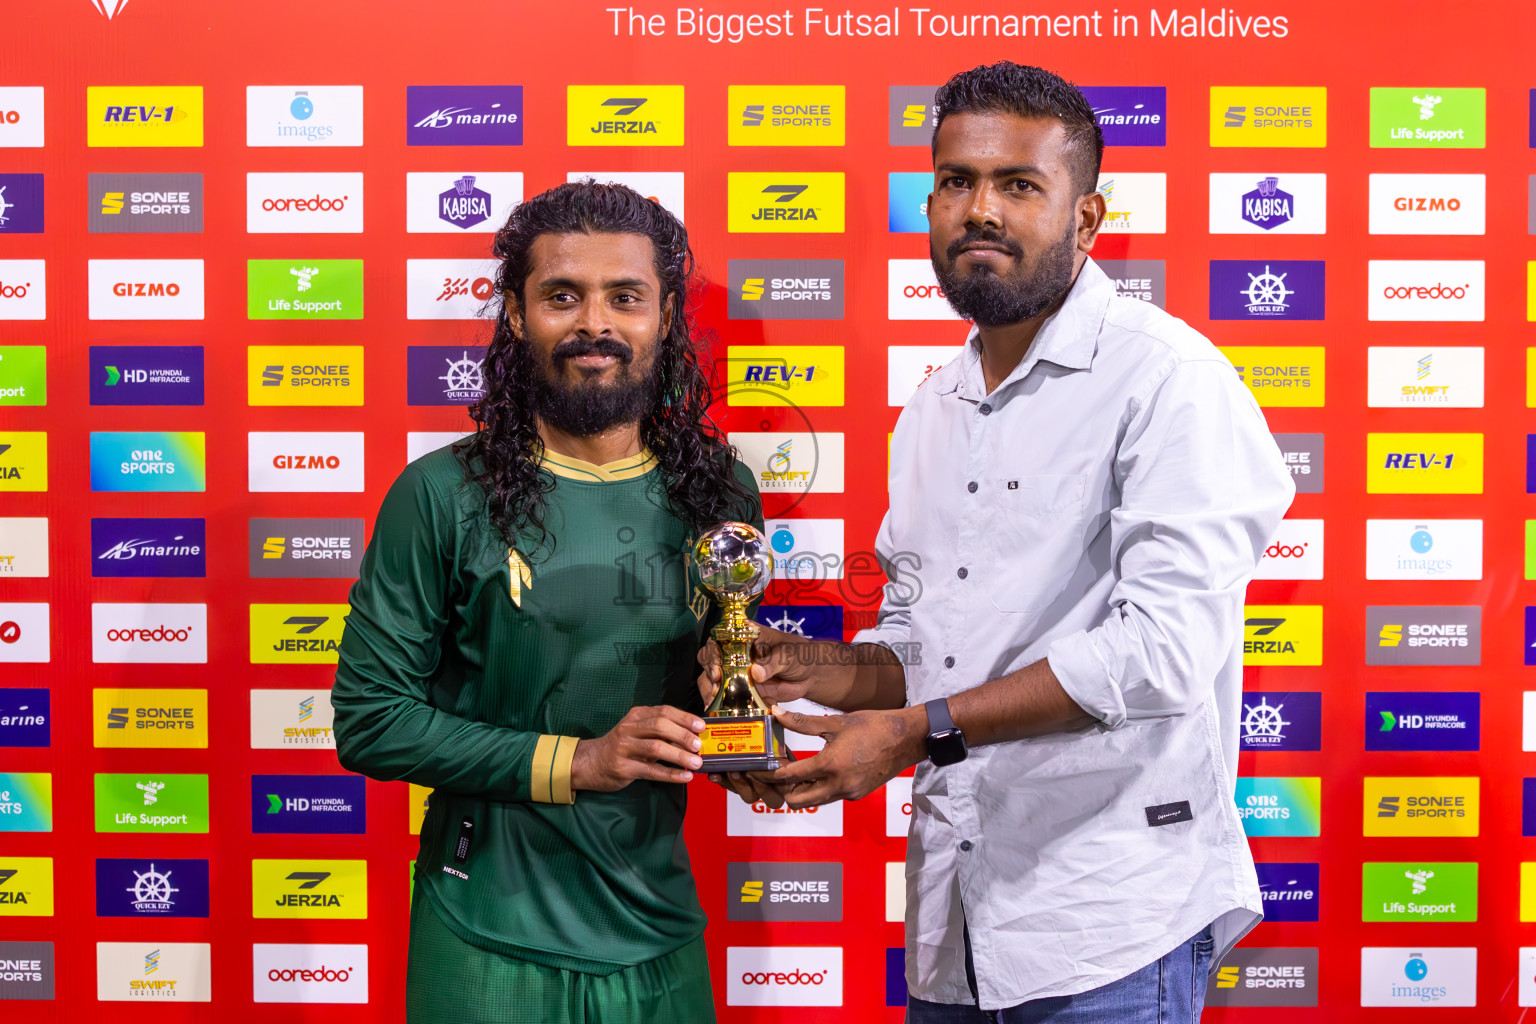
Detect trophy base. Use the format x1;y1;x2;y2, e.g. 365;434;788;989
699;712;790;773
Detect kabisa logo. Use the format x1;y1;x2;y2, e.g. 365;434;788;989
1097;259;1166;307
253;944;369;1004
726;947;843;1007
93;772;209;833
726;346;845;407
1234;777;1322;838
729;86;844;146
727;863;842;922
1081;86;1166;146
0;773;52;832
246;86;364;147
89;345;203;406
92;688;207;748
96;859;209;918
1240;692;1321;752
1209;87;1326;147
91;605;207;665
0;87;45;148
407;346;487;405
247;173;363;233
1209;261;1325;320
248;432;365;492
1242;606;1322;666
1362;862;1477;923
1368;432;1483;494
247;259;364;320
1364;777;1479;837
0;689;49;748
1361;947;1476;1007
728;172;845;233
1206;948;1318;1008
887;85;938;145
88;259;204;320
1241;176;1293;229
251;604;349;665
249;689;337;749
441;175;490;228
567;86;683;146
727;259;845;320
1370;88;1485;148
0;857;54;916
252;775;366;835
253;860;367;919
1254;863;1319;922
1220;347;1325;408
1367;606;1480;666
1209;173;1326;234
1367;692;1480;751
1368;260;1484;322
407;86;523;146
407;172;522;233
0;259;45;320
87;87;204;148
88;173;203;233
249;346;364;406
0;174;43;233
91;518;205;578
1367;519;1480;581
249;518;363;580
89;432;206;492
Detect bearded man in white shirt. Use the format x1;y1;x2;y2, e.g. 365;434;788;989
700;62;1295;1023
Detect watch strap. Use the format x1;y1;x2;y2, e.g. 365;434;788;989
924;697;956;736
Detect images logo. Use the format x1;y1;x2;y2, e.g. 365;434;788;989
567;86;683;145
0;260;45;320
1095;172;1167;233
1082;86;1166;146
727;259;844;321
87;258;204;320
89;432;205;492
251;604;349;665
91;518;205;578
1364;777;1478;837
93;773;207;833
88;172;203;233
727;863;842;922
1370;87;1484;148
1220;347;1325;407
728;172;845;233
88;345;203;406
1369;173;1485;234
1367;692;1479;751
1209;86;1326;147
248;432;365;492
1368;260;1484;321
764;519;845;581
1205;948;1318;1007
249;518;363;580
0;346;44;406
1255;862;1319;922
729;86;843;146
1361;947;1476;1007
92;688;207;747
250;689;337;749
96;858;209;918
252;775;365;835
1366;606;1480;666
1367;520;1481;581
246;85;363;147
1366;433;1482;494
0;87;45;148
87;86;203;147
253;859;367;919
0;857;53;917
0;773;51;832
1240;692;1321;752
248;346;363;406
888;172;930;232
407;86;523;146
728;432;845;494
0;688;49;747
91;604;207;664
888;259;964;321
406;346;487;405
1234;777;1321;837
0;174;43;233
1097;259;1166;307
726;947;843;1007
1367;347;1483;407
247;172;363;233
1242;605;1322;666
726;346;844;407
253;944;369;1004
0;602;49;662
96;942;211;1002
1363;862;1476;923
405;258;498;319
406;171;522;233
1209;173;1326;234
247;259;363;319
1210;261;1325;320
888;86;938;145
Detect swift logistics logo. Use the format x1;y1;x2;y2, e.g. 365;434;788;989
0;259;45;319
0;688;49;747
727;259;845;320
888;172;930;232
96;858;209;918
1208;173;1326;233
1095;172;1167;233
0;87;45;148
407;346;487;405
248;346;364;405
1210;260;1325;319
1098;259;1166;306
89;432;206;492
1255;862;1319;922
1370;88;1485;148
95;942;211;1002
93;773;209;833
91;518;205;577
252;859;367;919
1366;606;1481;666
0;857;53;917
1365;777;1479;837
92;688;207;748
726;947;843;1007
88;172;203;233
248;432;365;492
1369;173;1485;234
1367;520;1482;580
1220;347;1325;407
729;85;844;145
250;518;364;579
0;517;49;577
1209;86;1326;147
1363;862;1476;923
87;86;203;147
1367;692;1479;751
1360;947;1477;1007
1205;947;1318;1007
1234;777;1321;837
407;172;522;232
726;346;844;406
247;172;363;233
247;259;363;319
1369;260;1484;321
253;944;369;1004
1239;692;1321;751
251;604;349;665
0;603;49;662
1253;519;1324;580
727;863;842;921
407;86;523;145
89;346;203;406
1082;86;1166;146
252;775;365;834
888;85;938;145
87;258;204;319
1367;347;1483;407
91;604;207;664
1242;605;1322;665
246;85;363;147
728;432;845;494
0;773;52;832
0;174;43;233
567;86;683;145
727;173;845;233
0;345;45;405
1366;433;1483;493
250;689;337;748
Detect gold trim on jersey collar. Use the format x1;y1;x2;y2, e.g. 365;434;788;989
538;448;659;482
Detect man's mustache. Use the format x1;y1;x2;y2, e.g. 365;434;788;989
946;229;1025;263
551;337;634;364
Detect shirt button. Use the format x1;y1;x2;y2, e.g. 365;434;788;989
979;404;992;415
967;481;978;493
960;840;973;852
944;656;955;668
957;567;968;579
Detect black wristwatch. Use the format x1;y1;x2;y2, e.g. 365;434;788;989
924;697;968;767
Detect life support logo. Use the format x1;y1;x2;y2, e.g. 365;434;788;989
567;86;684;145
726;947;843;1006
247;173;363;233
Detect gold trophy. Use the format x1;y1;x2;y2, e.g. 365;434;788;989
690;522;791;772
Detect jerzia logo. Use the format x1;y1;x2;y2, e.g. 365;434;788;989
250;604;349;664
729;173;845;233
567;86;683;146
253;860;366;919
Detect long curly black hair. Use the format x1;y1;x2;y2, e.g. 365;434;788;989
459;181;754;554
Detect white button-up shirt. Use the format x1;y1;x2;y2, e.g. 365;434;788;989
855;257;1294;1009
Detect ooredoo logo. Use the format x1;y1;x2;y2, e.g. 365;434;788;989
253;944;368;1004
888;259;963;321
726;947;842;1007
248;432;364;492
1255;520;1324;580
1368;261;1484;321
88;259;204;320
91;604;207;664
247;173;363;233
0;260;45;319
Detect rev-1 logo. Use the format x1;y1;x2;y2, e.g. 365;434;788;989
742;363;820;383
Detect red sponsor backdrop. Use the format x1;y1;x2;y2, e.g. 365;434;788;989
3;0;1534;1019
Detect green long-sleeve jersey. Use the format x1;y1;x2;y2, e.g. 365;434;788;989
332;441;761;974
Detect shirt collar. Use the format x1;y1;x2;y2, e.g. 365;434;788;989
539;448;658;483
955;257;1112;401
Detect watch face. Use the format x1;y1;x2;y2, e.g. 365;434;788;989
927;728;967;767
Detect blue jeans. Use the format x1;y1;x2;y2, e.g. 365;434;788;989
907;925;1216;1023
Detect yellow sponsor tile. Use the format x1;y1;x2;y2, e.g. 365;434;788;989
1209;87;1326;147
566;86;683;146
250;603;349;665
0;856;53;916
1219;347;1324;407
409;784;432;836
727;172;845;233
1363;777;1478;837
1365;433;1483;494
0;431;47;491
1242;605;1322;666
87;86;204;147
252;858;367;919
247;346;364;406
92;688;208;749
726;346;844;407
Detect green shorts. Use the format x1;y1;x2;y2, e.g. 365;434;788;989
406;888;717;1024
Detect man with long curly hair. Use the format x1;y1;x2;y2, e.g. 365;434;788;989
332;181;759;1024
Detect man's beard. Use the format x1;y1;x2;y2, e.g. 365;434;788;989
526;333;664;437
931;219;1078;327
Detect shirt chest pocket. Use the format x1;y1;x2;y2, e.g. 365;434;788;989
983;473;1090;614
